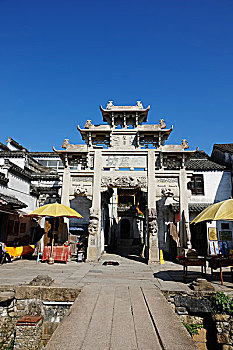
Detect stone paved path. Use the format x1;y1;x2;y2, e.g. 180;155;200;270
43;254;197;350
45;283;197;350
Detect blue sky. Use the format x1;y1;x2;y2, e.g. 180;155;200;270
0;0;233;154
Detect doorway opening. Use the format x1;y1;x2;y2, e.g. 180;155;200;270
191;221;208;256
120;219;131;239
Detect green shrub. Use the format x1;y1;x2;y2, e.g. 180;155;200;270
183;323;203;336
212;291;233;315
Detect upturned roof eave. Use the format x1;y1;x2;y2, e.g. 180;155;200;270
161;149;196;154
138;126;173;135
77;126;111;134
52;146;88;155
99;105;150;114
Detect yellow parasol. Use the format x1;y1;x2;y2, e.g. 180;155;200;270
191;199;233;224
29;202;83;218
29;202;83;262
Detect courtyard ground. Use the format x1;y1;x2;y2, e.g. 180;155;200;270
0;253;232;294
1;254;232;349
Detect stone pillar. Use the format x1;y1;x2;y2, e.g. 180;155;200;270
87;149;102;262
39;217;45;252
179;168;191;250
61;156;70;235
147;150;159;264
61;158;70;206
14;316;43;350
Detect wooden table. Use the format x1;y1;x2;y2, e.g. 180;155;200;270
183;257;206;281
208;256;233;285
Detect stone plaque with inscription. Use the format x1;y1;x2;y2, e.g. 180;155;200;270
156;177;179;198
111;134;136;149
103;155;146;169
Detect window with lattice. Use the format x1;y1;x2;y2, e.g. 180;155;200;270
188;175;204;195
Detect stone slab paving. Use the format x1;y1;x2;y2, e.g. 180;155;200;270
43;254;196;349
1;254;233;292
45;283;197;350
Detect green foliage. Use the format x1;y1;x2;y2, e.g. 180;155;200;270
183;323;203;336
212;291;233;315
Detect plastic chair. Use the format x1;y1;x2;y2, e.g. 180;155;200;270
37;252;43;262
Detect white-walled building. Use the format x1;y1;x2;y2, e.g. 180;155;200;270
0;138;61;247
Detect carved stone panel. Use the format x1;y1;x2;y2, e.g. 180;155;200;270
156;177;179;198
71;176;93;198
74;184;87;196
72;176;92;183
88;208;99;238
148;208;158;237
110;134;136;149
101;175;147;191
103;155;146;169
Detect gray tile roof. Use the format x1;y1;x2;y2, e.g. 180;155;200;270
171;202;211;212
186;151;225;171
0;172;8;186
0;193;27;208
213;144;233;154
0;142;9;151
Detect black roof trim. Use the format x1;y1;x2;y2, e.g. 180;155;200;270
0;193;27;209
213;144;233;154
29;152;58;157
0;142;9;151
4;159;32;180
0;173;8;186
6;137;28;151
171;202;211;213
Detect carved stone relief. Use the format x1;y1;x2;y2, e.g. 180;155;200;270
84;120;93;129
101;176;147;191
61;139;86;151
158;119;166;129
181;139;189;149
148;208;158;237
161;188;174;198
88;208;99;237
106;101;113;109
74;184;87;196
136;101;143;108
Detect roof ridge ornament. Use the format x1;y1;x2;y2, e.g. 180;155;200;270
136;101;143;108
181;139;189;149
84;120;93;129
106;101;114;109
159;119;166;129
